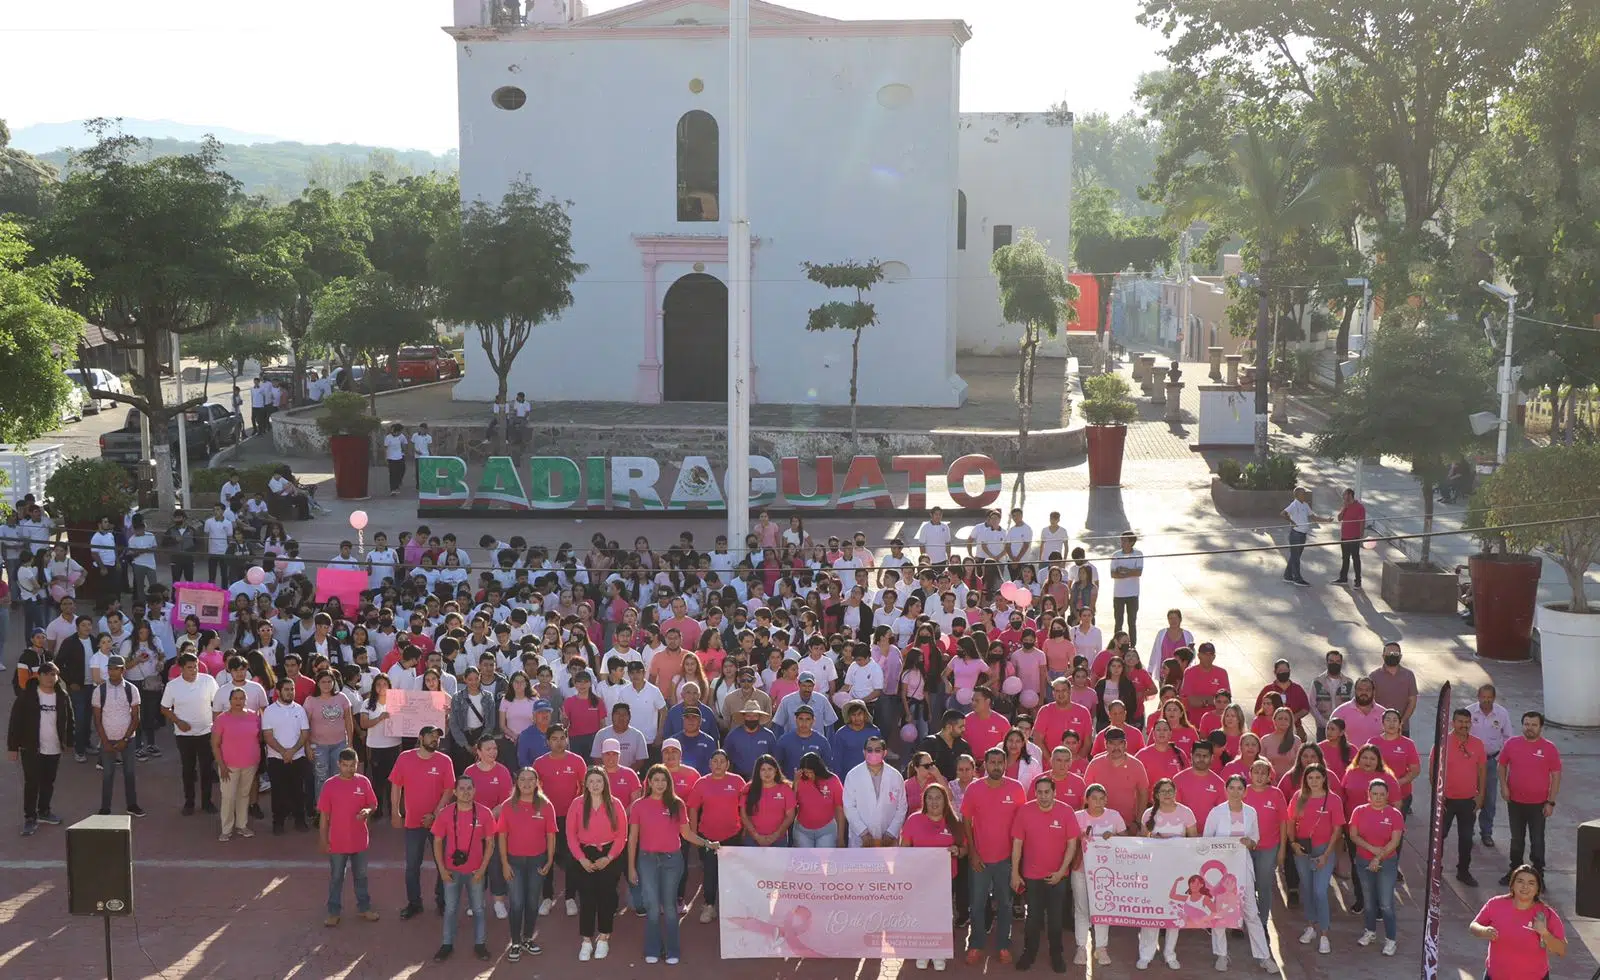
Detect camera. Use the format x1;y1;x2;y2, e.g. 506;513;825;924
450;849;469;866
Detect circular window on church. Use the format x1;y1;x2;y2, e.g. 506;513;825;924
876;84;913;109
492;86;528;110
881;261;910;282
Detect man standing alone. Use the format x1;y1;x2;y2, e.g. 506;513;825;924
320;747;381;926
1280;487;1321;587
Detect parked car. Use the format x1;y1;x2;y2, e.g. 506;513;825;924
59;384;87;423
98;403;243;469
395;345;462;385
65;367;126;413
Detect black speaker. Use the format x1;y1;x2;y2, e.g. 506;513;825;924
66;814;133;916
1579;820;1600;919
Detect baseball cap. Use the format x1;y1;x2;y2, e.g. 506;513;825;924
531;699;552;713
601;738;622;755
798;671;816;684
418;725;443;737
682;705;702;718
662;738;683;752
794;704;815;718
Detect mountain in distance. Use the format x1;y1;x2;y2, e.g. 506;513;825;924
10;118;288;153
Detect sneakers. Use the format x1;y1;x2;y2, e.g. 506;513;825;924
932;960;947;971
21;821;37;837
1164;955;1181;970
399;904;423;920
700;904;717;923
37;811;61;825
1259;959;1280;974
1457;870;1479;887
996;950;1012;965
218;833;232;842
1135;958;1152;971
433;944;453;962
1357;930;1376;947
915;960;929;970
494;898;508;919
127;806;146;818
523;940;542;955
324;915;340;927
359;910;378;922
1481;834;1495;848
508;943;523;963
966;950;983;966
75;751;87;763
474;944;490;962
538;898;554;916
566;898;579;917
634;906;649;917
1299;926;1317;945
1215;955;1229;972
1074;947;1087;965
594;939;610;960
666;957;680;965
1095;949;1111;966
1318;937;1330;954
239;827;255;838
1381;940;1396;957
646;956;661;965
147;745;163;757
578;939;593;962
134;747;151;762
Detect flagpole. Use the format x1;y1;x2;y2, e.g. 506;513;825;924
726;0;752;542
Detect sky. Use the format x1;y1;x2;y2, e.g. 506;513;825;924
0;0;1169;153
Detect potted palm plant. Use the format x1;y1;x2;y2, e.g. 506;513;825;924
1478;443;1600;726
1081;373;1137;487
316;391;381;500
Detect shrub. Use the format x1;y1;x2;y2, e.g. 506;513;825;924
1478;443;1600;612
44;456;133;525
1218;453;1298;491
1081;372;1138;426
190;463;280;496
1217;457;1243;488
315;390;383;439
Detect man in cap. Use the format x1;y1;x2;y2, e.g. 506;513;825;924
723;700;778;778
515;699;554;769
772;669;839;732
673;706;719;773
9;661;72;834
776;704;833;779
666;682;721;740
92;655;144;817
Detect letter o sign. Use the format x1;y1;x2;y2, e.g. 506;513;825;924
946;454;1001;510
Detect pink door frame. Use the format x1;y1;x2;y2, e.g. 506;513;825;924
633;233;758;403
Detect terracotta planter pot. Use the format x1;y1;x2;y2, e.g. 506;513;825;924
1086;425;1127;488
328;435;371;500
1470;553;1541;662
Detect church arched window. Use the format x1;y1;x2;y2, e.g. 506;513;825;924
676;110;720;222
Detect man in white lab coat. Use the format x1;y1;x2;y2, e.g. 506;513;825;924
841;734;907;847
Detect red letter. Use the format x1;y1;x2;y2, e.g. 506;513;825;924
890;456;944;510
946;455;1001;510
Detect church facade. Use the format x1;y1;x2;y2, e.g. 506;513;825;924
447;0;1072;407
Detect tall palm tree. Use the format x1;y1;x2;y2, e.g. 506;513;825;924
1175;129;1352;458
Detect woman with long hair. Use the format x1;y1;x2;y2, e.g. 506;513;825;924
1347;779;1403;956
305;670;354;793
1003;728;1042;789
1218;704;1249;761
686;750;747;922
1223;732;1265;782
125;620;167;758
497;766;556;961
1043;565;1069;612
792;752;845;847
741;754;796;846
1251;691;1284;738
562;670;606;760
899;781;965;972
904;750;946;814
565;765;629;961
1072;783;1125;965
1469;865;1569;977
1137;778;1196;970
1262;707;1303;779
361;675;401;817
1317;717;1354;774
629;764;719;964
1287;762;1343;953
1136;718;1188;782
1243;759;1289;931
1201;775;1279;973
1095;657;1140;730
1340;746;1397;916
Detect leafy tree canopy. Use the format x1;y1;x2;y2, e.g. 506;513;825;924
0;218;86;442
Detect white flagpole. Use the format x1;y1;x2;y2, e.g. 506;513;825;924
726;0;752;543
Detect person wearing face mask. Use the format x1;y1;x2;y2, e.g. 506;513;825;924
1330;677;1388;750
841;734;905;848
1307;650;1353;741
1367;643;1418;737
1010;628;1048;705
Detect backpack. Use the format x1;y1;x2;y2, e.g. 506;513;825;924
97;679;137;710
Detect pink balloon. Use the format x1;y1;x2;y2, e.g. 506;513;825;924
999;581;1021;602
955;688;974;706
1013;590;1034;609
899;723;919;743
245;566;266;586
349;509;369;531
1001;676;1024;696
1019;689;1041;709
832;690;852;708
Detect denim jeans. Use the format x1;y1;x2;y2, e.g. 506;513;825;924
791;823;839;848
638;849;686;959
968;857;1013;952
1286;530;1308;580
0;603;8;664
1248;844;1279;929
404;826;445;909
1294;842;1335;933
328;851;372;915
505;854;548;944
100;740;139;811
135;689;164;751
442;872;488;947
904;699;929;741
1354;853;1399;939
24;598;49;639
312;740;346;794
71;687;94;755
1479;755;1499;837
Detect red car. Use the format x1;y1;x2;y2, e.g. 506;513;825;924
395;345;462;384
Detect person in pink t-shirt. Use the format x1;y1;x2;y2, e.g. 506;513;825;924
1347;781;1404;954
464;736;515;917
1008;778;1080;971
211;690;261;840
432;774;497;961
496;767;556;960
318;748;379;926
628;764;719;964
566;766;629;959
1470;866;1568;978
741;755;797;845
1497;711;1563;884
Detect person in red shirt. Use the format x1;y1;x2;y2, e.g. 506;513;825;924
741;754;796;845
600;739;643;805
687;750;747;922
629;764;720;965
1178;643;1229;714
1032;745;1087;810
901;781;965;971
1333;488;1368;589
793;752;845;846
963;748;1026;965
390;726;457;919
318;748;379;927
496;767;556;960
281;654;315;703
1469;866;1570;978
562;672;607;759
1034;678;1093;756
1254;659;1312;728
1241;759;1287;932
1083;729;1149;826
1009;777;1080;972
431;774;496;962
1172;741;1227;829
1347;781;1403;954
1195;689;1232;736
565;766;629;961
1286;763;1345;952
1497;710;1563;885
1372;709;1421;816
531;725;585;914
463;735;514;917
1136;718;1187;782
964;687;1011;759
1147;698;1201;756
1430;708;1487;886
1090;700;1146;756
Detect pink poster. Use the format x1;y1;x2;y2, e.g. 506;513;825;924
170;582;229;632
716;847;953;960
1084;837;1248;929
315;567;367;609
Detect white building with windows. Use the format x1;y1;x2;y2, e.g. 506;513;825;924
448;0;1072;407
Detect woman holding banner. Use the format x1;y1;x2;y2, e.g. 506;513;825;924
1135;777;1196;971
1072;783;1125;966
629;764;720;964
1201;775;1280;973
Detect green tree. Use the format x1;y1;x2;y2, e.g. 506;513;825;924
802;259;884;447
1067;108;1164;218
343;172;460;307
310;272;436;412
1173;128;1352;458
1478;444;1600;612
1071;176;1173;338
41;124;265;507
993;230;1079;497
185;324;289;398
0;218;87;442
432;178;586;453
1313;310;1494;565
0;119;59;221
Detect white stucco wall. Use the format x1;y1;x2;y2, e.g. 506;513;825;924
452;23;968;407
955;112;1073;356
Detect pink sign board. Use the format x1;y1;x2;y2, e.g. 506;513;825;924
170;582;229;632
314;567;367;610
379;689;450;739
1085;837;1248;929
716;847;953;959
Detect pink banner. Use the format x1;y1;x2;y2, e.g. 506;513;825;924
170;582;229;632
1085;837;1249;929
717;847;953;960
314;567;367;610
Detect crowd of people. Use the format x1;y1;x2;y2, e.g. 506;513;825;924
0;499;1572;975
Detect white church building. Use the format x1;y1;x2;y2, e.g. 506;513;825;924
447;0;1072;407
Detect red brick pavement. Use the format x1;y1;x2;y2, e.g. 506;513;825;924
2;744;1570;980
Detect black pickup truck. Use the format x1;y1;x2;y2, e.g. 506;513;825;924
99;404;244;468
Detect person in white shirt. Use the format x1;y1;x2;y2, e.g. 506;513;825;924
842;645;884;703
1469;683;1514;846
612;661;668;744
125;516;159;603
367;532;398;592
1039;512;1070;576
970;511;1008;583
219;476;243;509
1201;776;1279;974
1279;487;1321;587
261;677;313;831
212;655;270;714
842;735;906;846
409;423;434;491
387;647;424;691
161;652;221;813
93;656;143;815
202;504;233;586
1005;507;1034;579
1109;531;1144;648
383;423;409;496
915;508;954;564
88;517;119;608
249;378;268;434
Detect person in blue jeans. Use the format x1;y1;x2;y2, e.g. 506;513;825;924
497;767;556;961
629;764;720;964
790;751;845;847
432;774;495;963
92;658;145;818
318;748;380;925
1348;780;1404;957
1286;764;1344;954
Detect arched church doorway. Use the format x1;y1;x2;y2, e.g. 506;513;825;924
662;273;728;402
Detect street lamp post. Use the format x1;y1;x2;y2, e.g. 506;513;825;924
1479;280;1518;467
726;0;752;542
1344;277;1371;499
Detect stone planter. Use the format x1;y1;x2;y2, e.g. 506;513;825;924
1380;560;1458;614
1209;477;1291;519
1535;603;1600;728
